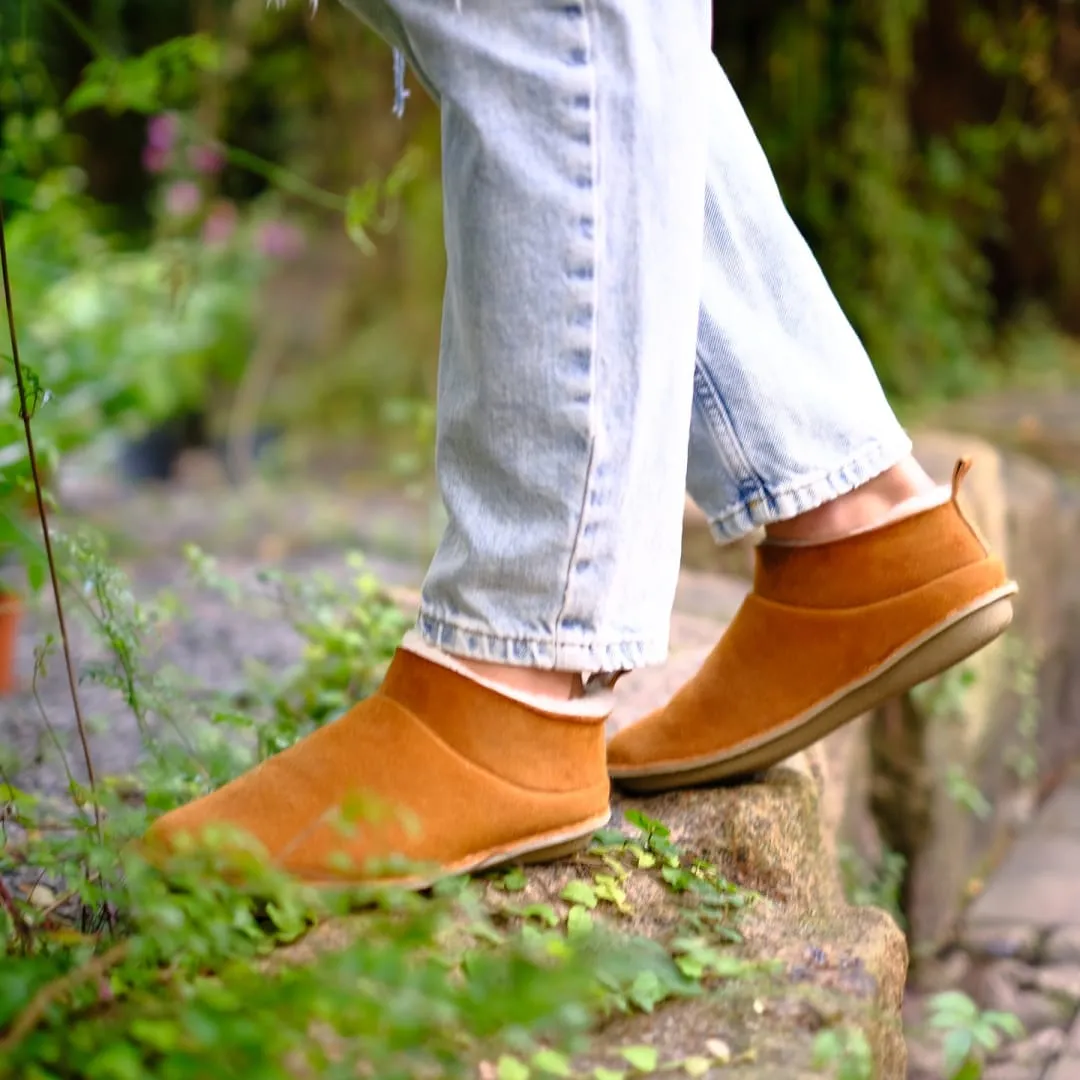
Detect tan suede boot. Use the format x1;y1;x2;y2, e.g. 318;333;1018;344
146;649;611;887
608;460;1017;793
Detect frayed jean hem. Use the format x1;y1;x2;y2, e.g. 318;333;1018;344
707;434;914;542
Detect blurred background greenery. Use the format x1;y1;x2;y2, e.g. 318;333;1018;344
1;0;1079;549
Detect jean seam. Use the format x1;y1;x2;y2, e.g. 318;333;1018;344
692;358;767;500
553;0;601;659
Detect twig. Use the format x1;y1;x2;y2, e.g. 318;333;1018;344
0;195;101;840
32;650;80;802
0;875;32;950
0;940;128;1053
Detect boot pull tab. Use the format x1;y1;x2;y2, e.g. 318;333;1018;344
950;456;990;553
952;457;973;502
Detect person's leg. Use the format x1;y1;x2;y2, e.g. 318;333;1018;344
408;0;709;684
608;56;1016;790
147;0;711;884
682;57;923;540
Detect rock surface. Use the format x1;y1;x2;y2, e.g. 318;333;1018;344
905;765;1080;1079
293;765;909;1080
535;773;908;1079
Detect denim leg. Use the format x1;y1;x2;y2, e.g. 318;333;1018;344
685;57;913;542
338;0;711;671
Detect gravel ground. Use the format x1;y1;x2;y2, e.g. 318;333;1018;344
0;545;423;804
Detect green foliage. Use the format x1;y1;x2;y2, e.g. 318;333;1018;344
926;990;1025;1079
720;0;1077;401
811;1026;874;1080
838;844;907;930
0;22;427;590
64;34;222;117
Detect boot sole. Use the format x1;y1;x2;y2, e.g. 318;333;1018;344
610;584;1018;794
306;808;613;892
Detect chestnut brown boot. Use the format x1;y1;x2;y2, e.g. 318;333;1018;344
146;649;611;887
608;460;1017;793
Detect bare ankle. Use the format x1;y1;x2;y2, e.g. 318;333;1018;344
458;658;583;701
765;456;939;544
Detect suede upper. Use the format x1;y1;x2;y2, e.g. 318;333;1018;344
147;649;610;884
608;484;1014;778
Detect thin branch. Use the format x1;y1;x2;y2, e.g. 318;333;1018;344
223;146;347;212
0;195;101;840
0;940;128;1053
38;0;107;57
0;875;33;950
32;648;81;802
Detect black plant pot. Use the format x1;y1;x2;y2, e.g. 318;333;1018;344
120;410;283;485
120;409;211;483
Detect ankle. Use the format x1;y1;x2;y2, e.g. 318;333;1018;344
458;658;583;701
765;456;939;544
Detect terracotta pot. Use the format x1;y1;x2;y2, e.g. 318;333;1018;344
0;591;22;696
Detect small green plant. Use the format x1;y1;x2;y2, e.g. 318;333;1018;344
838;844;906;929
944;765;993;821
910;663;978;724
926;990;1025;1080
811;1026;874;1080
1003;635;1041;783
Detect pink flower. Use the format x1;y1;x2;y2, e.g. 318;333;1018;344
146;113;178;152
189;143;226;176
163;181;202;218
202;200;239;245
255;220;305;260
141;145;171;175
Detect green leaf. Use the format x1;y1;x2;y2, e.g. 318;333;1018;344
628;970;665;1013
560;880;598;909
943;1028;974;1076
624;809;669;837
619;1046;659;1073
984;1010;1025;1039
929;991;979;1023
675;955;704;980
498;1056;531;1080
682;1058;710;1078
949;1061;982;1080
500;867;528;892
594;874;630;913
566;905;593;940
592;828;627;847
661;865;693;892
345;182;379;255
972;1023;1002;1052
521;903;560;927
811;1030;841;1068
129;1018;180;1052
65;76;112;115
593;1070;626;1080
532;1049;572;1077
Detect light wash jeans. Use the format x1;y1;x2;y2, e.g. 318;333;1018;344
337;0;912;672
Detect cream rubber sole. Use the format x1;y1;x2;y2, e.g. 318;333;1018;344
610;585;1018;794
305;808;613;891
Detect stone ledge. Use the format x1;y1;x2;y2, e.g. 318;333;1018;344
291;764;908;1079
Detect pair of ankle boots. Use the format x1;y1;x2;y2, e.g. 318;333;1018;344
147;464;1016;887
